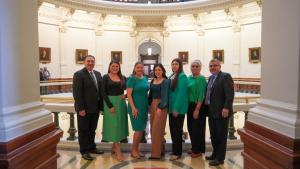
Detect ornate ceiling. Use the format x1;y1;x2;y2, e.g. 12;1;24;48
41;0;259;16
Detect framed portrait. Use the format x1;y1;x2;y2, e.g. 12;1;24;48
249;47;261;63
178;51;189;64
75;49;88;64
111;51;122;64
39;47;51;63
212;50;224;63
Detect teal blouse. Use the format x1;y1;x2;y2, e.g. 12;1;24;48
168;72;189;114
188;75;207;103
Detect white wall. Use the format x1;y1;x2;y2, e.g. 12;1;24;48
240;23;261;78
38;2;262;78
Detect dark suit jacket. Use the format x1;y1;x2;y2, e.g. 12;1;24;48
207;71;234;119
73;68;104;114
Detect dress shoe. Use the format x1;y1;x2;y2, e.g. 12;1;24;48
205;155;215;161
148;156;161;160
82;153;94;161
209;160;224;166
90;149;104;154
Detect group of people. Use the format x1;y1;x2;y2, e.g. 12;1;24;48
72;55;234;166
39;67;51;81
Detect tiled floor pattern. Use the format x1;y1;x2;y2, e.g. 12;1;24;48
58;150;243;169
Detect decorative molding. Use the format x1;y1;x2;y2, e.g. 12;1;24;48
42;0;256;16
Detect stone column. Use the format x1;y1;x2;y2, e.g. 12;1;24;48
238;1;300;168
0;1;62;168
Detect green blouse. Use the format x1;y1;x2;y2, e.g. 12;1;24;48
188;75;207;103
168;72;189;114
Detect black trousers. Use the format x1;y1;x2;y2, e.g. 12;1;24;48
169;114;185;156
187;102;206;154
77;113;100;154
208;116;229;161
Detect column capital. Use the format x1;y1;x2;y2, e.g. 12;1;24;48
129;30;138;37
95;29;103;36
59;24;67;33
161;30;169;37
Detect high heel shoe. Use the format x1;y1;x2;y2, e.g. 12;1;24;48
130;153;141;159
169;155;181;161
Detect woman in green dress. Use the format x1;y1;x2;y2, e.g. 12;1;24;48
168;58;189;161
102;61;128;162
126;62;149;158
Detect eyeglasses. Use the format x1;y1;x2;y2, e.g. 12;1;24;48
209;64;219;67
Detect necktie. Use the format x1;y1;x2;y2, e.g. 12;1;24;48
90;71;98;91
205;75;216;105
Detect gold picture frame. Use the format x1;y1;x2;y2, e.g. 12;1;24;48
178;51;189;64
39;47;51;63
249;47;261;63
212;50;224;63
76;49;88;64
111;51;122;64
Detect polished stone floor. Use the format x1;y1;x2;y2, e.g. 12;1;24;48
57;149;243;169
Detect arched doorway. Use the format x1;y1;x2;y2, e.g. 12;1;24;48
138;39;161;77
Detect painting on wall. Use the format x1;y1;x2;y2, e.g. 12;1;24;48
249;47;261;63
111;51;122;64
39;47;51;63
212;50;224;63
76;49;88;64
178;51;189;64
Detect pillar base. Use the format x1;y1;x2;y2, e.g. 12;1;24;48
0;123;63;169
238;121;300;169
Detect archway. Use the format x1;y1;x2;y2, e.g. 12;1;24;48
138;39;161;77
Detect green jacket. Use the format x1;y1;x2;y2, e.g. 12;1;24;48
168;72;189;114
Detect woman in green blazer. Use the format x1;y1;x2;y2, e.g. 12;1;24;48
168;58;189;161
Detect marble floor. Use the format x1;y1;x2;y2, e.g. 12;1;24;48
57;149;243;169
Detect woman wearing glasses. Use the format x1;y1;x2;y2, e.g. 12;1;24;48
187;60;207;158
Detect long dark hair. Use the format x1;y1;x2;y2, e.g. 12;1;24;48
153;63;168;79
132;61;144;76
108;60;125;86
170;58;183;90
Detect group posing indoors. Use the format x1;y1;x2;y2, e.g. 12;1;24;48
72;55;234;166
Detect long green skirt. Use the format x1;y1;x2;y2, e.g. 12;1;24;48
102;95;129;142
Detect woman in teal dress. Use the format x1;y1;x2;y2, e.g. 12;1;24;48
102;61;128;162
126;62;149;158
168;58;189;161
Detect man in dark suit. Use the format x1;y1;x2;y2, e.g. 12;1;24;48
204;59;234;166
73;55;104;160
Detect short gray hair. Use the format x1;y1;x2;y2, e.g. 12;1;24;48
190;59;202;68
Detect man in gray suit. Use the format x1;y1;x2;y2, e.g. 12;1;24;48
73;55;104;160
204;59;234;166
